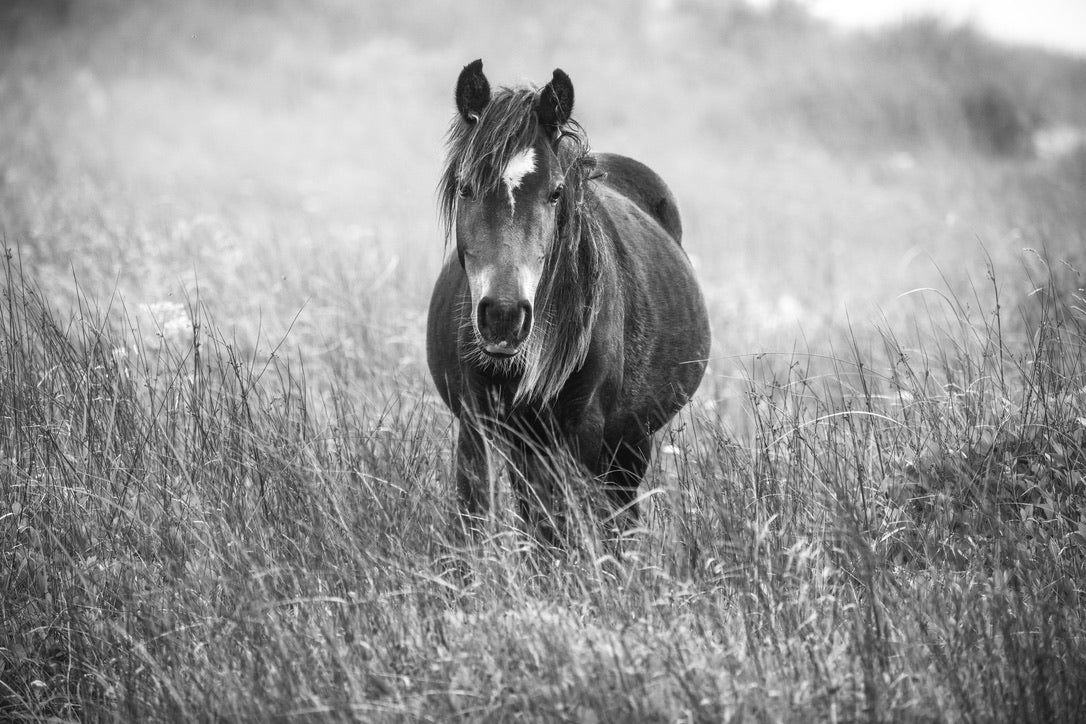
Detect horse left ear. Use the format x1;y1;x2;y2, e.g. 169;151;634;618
456;59;491;123
537;68;574;130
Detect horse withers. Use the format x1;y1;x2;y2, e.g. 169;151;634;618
427;59;710;545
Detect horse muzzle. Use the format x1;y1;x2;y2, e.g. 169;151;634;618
477;297;532;356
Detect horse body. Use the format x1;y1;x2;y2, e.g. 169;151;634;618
591;153;684;244
427;60;709;542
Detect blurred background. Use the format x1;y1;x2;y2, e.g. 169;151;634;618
1;0;1084;404
811;0;1086;56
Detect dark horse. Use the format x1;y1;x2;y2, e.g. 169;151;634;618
427;60;710;544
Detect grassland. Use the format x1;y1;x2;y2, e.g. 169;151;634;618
2;1;1085;720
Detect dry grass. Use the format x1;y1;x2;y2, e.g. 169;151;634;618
2;1;1086;721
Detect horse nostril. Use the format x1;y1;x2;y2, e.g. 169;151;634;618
477;297;493;332
517;301;532;342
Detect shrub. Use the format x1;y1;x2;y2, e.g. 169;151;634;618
962;84;1036;157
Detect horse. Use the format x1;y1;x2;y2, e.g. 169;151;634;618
427;59;710;545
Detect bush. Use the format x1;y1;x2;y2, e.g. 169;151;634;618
962;84;1036;157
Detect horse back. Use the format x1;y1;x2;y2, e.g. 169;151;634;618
592;153;683;244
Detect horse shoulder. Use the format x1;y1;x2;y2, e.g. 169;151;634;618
592;152;683;245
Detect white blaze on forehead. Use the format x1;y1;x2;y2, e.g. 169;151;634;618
501;147;536;211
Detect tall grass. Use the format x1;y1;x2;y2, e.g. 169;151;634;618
3;243;1084;720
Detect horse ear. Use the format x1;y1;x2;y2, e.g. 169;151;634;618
537;68;574;130
455;59;490;123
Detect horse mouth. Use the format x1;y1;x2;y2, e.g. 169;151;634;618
483;341;519;358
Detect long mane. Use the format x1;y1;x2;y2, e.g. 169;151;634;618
439;86;607;405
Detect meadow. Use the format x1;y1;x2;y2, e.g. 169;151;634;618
2;1;1085;720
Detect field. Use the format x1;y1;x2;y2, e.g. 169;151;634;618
2;1;1086;720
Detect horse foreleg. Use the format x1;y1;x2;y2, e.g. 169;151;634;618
509;435;571;548
455;415;497;537
600;436;652;535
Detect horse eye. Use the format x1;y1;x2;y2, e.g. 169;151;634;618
458;183;474;200
548;184;564;205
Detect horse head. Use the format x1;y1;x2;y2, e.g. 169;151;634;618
449;60;575;360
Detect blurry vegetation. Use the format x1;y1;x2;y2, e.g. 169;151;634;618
962;83;1037;157
2;0;1086;720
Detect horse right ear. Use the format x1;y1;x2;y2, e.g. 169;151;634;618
455;59;490;123
537;68;574;131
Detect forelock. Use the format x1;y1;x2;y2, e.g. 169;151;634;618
439;87;542;235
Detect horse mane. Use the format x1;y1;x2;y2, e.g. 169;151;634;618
439;85;607;406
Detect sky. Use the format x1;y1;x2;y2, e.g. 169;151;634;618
803;0;1086;56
